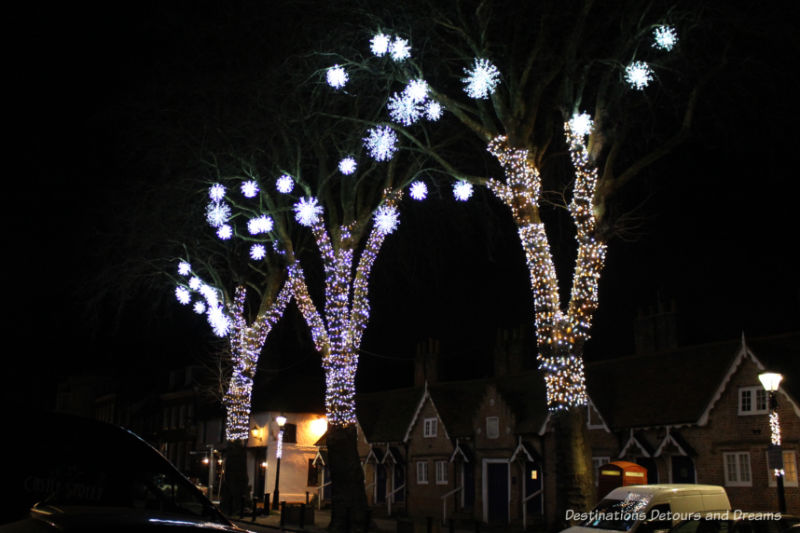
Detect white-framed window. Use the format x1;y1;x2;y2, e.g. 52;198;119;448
723;452;752;486
486;416;499;439
768;450;799;488
592;456;611;487
436;461;448;485
423;417;437;438
738;387;768;415
416;461;429;484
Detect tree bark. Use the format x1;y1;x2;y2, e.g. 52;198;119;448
552;407;595;528
326;425;368;532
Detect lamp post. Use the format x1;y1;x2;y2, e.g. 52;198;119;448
759;372;786;514
272;415;287;510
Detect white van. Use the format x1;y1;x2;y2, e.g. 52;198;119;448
562;484;731;533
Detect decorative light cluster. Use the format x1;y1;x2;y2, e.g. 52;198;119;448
409;180;428;200
453;180;474;201
175;286;191;305
369;32;410;61
405;79;428;103
388;91;423;126
276;174;294;194
241;180;259;198
487;135;541;222
276;426;284;458
326;65;348;89
209;183;226;202
374;204;400;234
625;61;654;90
425;101;443;121
370;33;390;56
652;25;678;51
294;197;323;226
250;244;267;260
217;224;233;240
461;58;501;99
206;201;231;228
389;37;411;61
338;156;357;175
363;125;398;161
770;411;782;446
568;112;594;138
178;261;191;276
247;214;274;235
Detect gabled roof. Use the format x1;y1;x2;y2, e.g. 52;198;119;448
356;386;423;443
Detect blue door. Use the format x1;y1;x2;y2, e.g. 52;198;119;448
487;463;508;524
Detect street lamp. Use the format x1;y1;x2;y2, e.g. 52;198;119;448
272;415;287;510
759;372;786;513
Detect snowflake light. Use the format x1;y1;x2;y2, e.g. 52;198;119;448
363;126;398;161
404;79;428;103
248;215;274;235
206;202;231;228
568;112;594;137
207;305;231;337
424;101;443;121
217;224;233;240
326;65;348;89
387;92;422;126
390;37;411;61
370;33;390;56
199;284;220;308
250;244;267;260
462;58;501;99
625;61;654;90
374;205;400;235
175;286;191;305
653;25;678;51
453;180;474;201
209;183;226;202
193;301;206;314
241;180;259;198
294;197;323;226
338;157;357;175
276;174;294;194
189;277;202;290
178;261;191;276
409;181;428;200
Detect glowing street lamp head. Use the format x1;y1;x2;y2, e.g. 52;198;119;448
276;415;287;427
759;372;784;392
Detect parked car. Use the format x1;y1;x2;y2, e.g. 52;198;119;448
562;484;731;533
0;411;252;532
670;513;799;533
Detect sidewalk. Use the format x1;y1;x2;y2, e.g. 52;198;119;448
231;508;398;532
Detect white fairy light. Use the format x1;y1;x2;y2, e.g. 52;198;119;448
387;91;422;126
178;261;191;276
206;202;231;228
209;183;226;202
276;174;294;194
207;305;231;337
404;79;428;103
370;32;390;56
568;112;594;137
373;204;400;235
625;61;654;90
294;197;323;226
326;65;348;89
199;284;220;308
653;25;678;51
363;125;398;161
247;215;274;235
193;301;206;314
390;37;411;61
250;244;267;260
462;58;501;99
409;180;428;200
175;286;191;305
338;157;357;175
217;224;233;240
453;180;474;201
189;277;202;290
424;101;443;121
241;180;259;198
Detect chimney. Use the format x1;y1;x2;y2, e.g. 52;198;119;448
634;296;678;354
414;339;439;386
493;325;527;377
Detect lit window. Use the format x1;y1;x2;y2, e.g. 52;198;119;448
417;461;429;484
486;416;499;439
768;451;799;488
739;387;768;415
723;452;751;486
423;417;438;438
436;461;448;485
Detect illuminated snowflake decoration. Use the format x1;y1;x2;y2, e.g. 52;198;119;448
241;180;259;198
217;224;233;240
462;58;501;99
247;215;273;235
388;91;422;126
409;181;428;200
206;202;231;228
625;61;654;90
653;25;678;51
374;205;400;235
294;197;323;226
193;301;206;314
250;244;267;260
199;284;220;308
453;180;474;201
189;277;202;290
178;261;191;276
338;156;357;175
404;79;428;103
209;183;226;202
425;101;443;121
207;305;231;337
276;174;294;194
370;33;390;56
569;112;594;137
326;65;348;89
390;37;411;61
175;286;191;305
363;125;398;161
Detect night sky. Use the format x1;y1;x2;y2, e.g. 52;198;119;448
6;2;799;409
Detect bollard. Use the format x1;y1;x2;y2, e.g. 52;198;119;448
449;518;455;533
240;496;246;519
365;509;372;532
299;503;306;529
280;502;286;530
345;507;351;532
474;520;481;533
252;498;258;522
306;491;310;505
427;516;433;533
264;493;270;516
